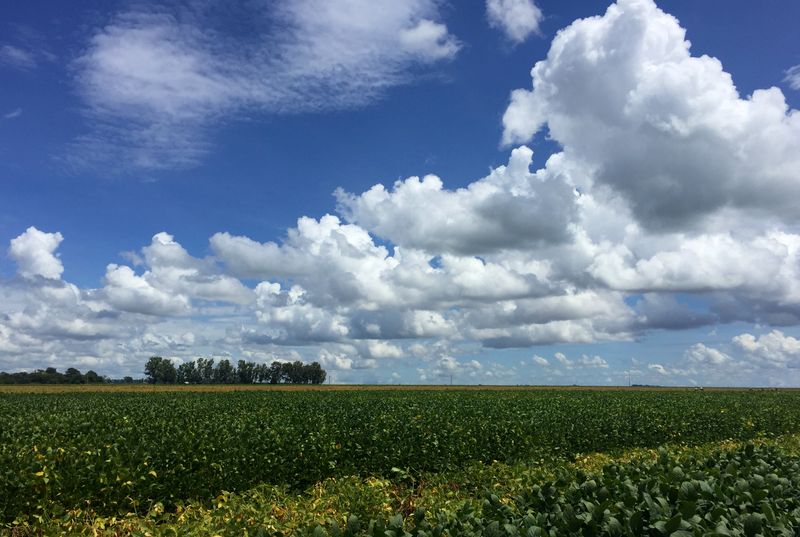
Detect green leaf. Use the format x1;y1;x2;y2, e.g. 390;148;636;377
743;514;762;537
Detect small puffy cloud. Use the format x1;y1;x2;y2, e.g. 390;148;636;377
399;19;460;61
648;363;669;376
4;108;22;119
554;352;572;367
363;340;404;359
532;355;549;366
685;343;730;365
733;330;800;367
785;65;800;91
578;354;608;368
9;227;64;280
486;0;542;43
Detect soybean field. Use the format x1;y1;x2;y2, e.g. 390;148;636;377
2;388;800;535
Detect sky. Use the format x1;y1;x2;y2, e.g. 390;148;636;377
1;0;800;385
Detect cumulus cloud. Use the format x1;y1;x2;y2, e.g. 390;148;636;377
73;0;460;169
9;227;64;280
578;354;609;368
103;264;191;316
733;330;800;368
336;146;578;255
418;356;483;382
486;0;543;43
554;352;572;367
502;0;800;229
685;343;730;365
648;363;669;376
101;232;252;317
532;355;549;366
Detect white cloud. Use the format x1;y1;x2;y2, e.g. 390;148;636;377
532;355;549;366
399;19;460;61
785;65;800;91
418;356;483;382
336;146;577;255
73;0;459;169
3;108;22;119
733;330;800;367
578;354;608;368
486;0;542;43
103;264;190;316
554;352;572;367
9;227;64;280
0;44;37;70
502;0;800;229
685;343;730;365
648;363;669;376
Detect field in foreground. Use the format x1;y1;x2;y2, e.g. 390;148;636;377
2;388;800;535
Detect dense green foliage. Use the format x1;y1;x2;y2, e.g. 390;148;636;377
2;389;800;526
0;366;102;385
144;356;327;384
309;443;800;536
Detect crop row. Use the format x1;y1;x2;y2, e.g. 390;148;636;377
307;443;800;536
1;389;799;521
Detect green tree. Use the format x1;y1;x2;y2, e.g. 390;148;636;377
65;367;84;384
267;361;282;384
144;356;177;384
214;359;236;384
196;358;215;383
144;356;163;384
177;361;197;384
307;361;326;384
84;370;101;383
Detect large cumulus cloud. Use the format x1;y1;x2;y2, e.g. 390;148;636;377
502;0;800;229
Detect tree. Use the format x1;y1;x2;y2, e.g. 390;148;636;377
214;359;236;384
65;367;84;384
144;356;176;384
177;361;197;384
237;360;256;384
197;358;215;383
145;356;163;384
267;361;282;384
85;370;101;383
254;363;269;383
307;362;326;384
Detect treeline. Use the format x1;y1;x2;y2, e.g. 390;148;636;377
145;356;327;385
0;367;103;385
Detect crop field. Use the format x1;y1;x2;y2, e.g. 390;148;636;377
2;387;800;535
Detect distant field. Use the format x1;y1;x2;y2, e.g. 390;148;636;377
0;382;791;393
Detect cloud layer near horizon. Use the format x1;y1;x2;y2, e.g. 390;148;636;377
4;0;800;385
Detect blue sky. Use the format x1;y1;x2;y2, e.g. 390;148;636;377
1;0;800;385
